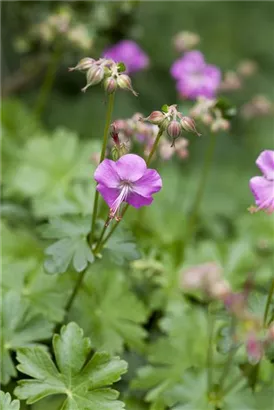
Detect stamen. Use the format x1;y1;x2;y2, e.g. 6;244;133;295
109;182;132;220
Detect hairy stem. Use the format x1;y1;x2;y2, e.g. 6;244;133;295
89;92;116;245
146;130;163;166
207;305;215;393
263;278;274;326
34;44;61;119
187;131;217;237
93;129;163;254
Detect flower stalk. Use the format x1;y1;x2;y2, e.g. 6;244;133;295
263;278;274;326
89;92;115;244
34;42;62;119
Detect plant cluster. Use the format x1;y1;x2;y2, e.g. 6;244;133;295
1;5;274;410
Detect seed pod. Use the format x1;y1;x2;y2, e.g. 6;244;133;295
104;76;117;94
180;116;201;136
68;57;95;72
117;74;138;96
167;120;181;139
82;65;104;92
142;111;165;125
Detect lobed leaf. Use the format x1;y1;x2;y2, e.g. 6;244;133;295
14;322;127;409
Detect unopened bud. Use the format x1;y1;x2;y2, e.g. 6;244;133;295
167;120;181;139
82;65;104;92
211;118;230;133
210;280;231;301
119;143;129;157
173;31;200;53
246;332;264;364
111;142;128;160
104;76;117;94
180;116;201;136
69;57;95;72
111;146;119;161
117;74;138;96
142;111;165;125
267;323;274;341
237;60;258;77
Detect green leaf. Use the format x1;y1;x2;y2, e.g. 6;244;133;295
131;300;209;407
71;268;148;354
0;291;54;385
0;391;20;410
1;222;43;268
163;370;256;410
1;260;73;323
117;62;126;72
14;322;127;409
4;128;98;218
41;216;94;274
104;227;140;265
161;104;169;113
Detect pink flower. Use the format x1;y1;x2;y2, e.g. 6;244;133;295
246;332;264;364
103;40;149;74
94;154;162;221
170;50;221;100
249;150;274;213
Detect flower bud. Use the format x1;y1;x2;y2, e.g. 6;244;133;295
117;74;138;96
111;142;128;160
69;57;95;72
104;76;117;94
180;116;201;136
210;280;231;301
111;146;119;161
142;111;165;125
211;118;230;133
119;142;129;157
237;60;258;77
82;65;104;92
167;120;181;139
173;31;200;53
246;332;264;364
267;322;274;342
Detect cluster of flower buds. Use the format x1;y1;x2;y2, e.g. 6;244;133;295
69;57;137;95
110;112;190;162
15;6;93;53
241;95;274;119
142;104;201;146
112;113;158;156
109;124;129;160
190;97;230;132
172;31;200;53
180;262;232;301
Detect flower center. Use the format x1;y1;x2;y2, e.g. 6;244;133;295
109;181;133;220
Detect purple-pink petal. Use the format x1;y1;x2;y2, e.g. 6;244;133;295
96;184;119;208
133;169;162;197
256;150;274;180
127;192;154;208
114;154;147;182
103;40;149;74
94;159;120;188
171;50;221;100
250;176;274;212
